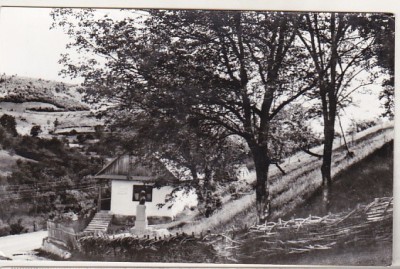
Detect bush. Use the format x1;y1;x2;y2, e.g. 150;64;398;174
0;223;11;236
9;219;27;235
26;107;59;112
0;114;18;136
30;125;42;137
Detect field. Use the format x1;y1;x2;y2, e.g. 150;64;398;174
0;76;88;110
0;76;102;137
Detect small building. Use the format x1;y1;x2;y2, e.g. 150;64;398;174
94;154;197;221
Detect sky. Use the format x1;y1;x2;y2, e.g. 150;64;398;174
0;7;389;131
0;7;79;83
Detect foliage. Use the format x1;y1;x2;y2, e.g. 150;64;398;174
54;118;60;128
30;125;42;137
0;130;102;229
51;9;318;222
0;114;18;137
0;222;11;236
0;75;89;111
77;234;217;263
9;219;27;235
356;14;395;118
348;119;377;134
296;12;391;187
51;8;393;222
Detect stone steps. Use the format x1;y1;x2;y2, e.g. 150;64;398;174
84;211;113;233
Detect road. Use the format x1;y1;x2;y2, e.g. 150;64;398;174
0;231;48;261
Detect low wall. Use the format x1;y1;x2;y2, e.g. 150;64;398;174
41;238;71;259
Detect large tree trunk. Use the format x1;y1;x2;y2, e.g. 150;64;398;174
321;122;334;185
251;146;271;223
320;13;339;212
321;121;334;211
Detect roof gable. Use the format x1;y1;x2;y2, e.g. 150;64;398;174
95;154;177;183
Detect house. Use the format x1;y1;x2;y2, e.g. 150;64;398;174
94;154;197;221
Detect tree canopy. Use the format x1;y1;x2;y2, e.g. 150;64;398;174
51;9;394;221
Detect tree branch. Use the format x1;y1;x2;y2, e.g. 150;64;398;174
268;78;318;120
301;148;323;158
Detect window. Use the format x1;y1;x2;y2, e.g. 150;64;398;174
132;185;153;202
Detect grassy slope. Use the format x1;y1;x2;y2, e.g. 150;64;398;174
179;121;394;234
0;102;100;137
291;140;393;218
0;150;36;177
0;76;102;136
0;76;101;174
0;76;88;110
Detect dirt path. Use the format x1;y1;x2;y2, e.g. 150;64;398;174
0;231;48;261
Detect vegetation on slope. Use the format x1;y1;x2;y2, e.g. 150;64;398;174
0;75;89;111
0;117;103;236
177;122;393;234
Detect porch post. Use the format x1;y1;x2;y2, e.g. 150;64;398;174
98;186;102;212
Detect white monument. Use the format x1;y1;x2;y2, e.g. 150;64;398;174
130;190;170;237
134;204;148;230
130;190;150;235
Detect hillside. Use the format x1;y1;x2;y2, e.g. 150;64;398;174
178;121;394;234
0;75;102;136
0;150;36;177
0;75;88;111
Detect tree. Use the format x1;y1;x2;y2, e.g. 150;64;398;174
0;114;18;137
30;125;42;137
358;14;395;118
54;118;60;128
52;9;318;222
117;113;246;214
296;13;391;204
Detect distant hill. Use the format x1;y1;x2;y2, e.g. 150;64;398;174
0;75;102;137
0;75;89;111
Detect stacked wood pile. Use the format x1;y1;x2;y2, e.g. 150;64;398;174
214;197;393;262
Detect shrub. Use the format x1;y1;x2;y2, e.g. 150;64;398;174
0;223;11;236
9;219;27;235
0;114;18;136
30;125;42;137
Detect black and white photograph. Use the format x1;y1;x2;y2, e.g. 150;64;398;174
0;3;396;266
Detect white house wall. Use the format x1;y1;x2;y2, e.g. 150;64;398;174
110;180;197;219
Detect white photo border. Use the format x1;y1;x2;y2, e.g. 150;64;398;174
0;0;398;268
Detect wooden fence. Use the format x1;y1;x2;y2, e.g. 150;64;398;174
47;221;80;250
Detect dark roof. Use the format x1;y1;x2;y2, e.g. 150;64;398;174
94;154;177;184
